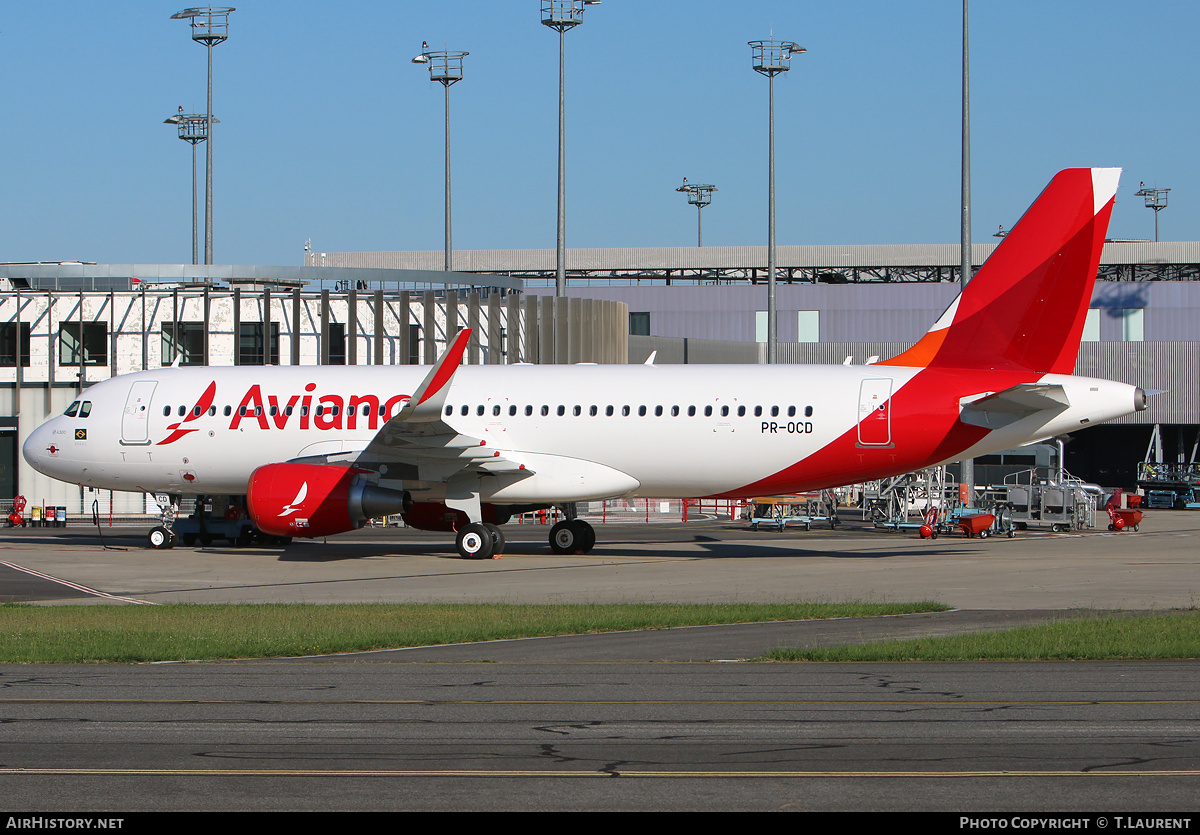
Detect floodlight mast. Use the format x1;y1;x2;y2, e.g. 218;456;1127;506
171;7;235;266
1135;185;1170;242
541;0;600;300
676;181;717;247
749;38;804;365
414;47;469;272
164;111;218;265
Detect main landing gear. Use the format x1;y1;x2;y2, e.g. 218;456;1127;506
449;507;596;559
549;519;595;555
455;522;506;560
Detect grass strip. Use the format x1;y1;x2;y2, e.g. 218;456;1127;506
761;612;1200;661
0;601;947;663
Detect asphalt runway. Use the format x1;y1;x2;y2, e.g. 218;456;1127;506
1;511;1198;812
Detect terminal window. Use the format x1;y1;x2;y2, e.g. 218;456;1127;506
0;323;31;367
239;322;280;366
59;322;108;366
328;322;346;365
161;321;205;366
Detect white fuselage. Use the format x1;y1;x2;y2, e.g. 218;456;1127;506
24;362;1142;504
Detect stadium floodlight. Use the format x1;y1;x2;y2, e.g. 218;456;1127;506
1135;184;1170;242
541;0;601;299
164;110;219;265
414;45;469;272
748;38;804;364
171;7;235;265
675;180;718;247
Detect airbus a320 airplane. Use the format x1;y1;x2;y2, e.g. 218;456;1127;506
24;168;1146;558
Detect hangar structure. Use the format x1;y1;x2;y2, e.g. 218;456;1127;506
4;239;1197;516
0;263;628;514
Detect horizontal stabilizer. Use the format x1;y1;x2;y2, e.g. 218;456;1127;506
958;383;1070;429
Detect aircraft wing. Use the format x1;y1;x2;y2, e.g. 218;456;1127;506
349;329;533;484
958;383;1071;429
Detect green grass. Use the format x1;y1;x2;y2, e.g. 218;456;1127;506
761;612;1200;662
0;601;948;663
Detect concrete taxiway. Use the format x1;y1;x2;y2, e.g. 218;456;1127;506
1;511;1198;811
1;510;1197;611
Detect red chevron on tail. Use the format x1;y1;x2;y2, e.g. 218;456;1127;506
880;168;1119;374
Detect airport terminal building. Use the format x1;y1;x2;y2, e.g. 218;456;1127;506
3;241;1198;514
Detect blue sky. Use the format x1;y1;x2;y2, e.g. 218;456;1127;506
1;1;1196;266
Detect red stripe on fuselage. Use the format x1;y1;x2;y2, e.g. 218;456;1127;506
706;367;1036;498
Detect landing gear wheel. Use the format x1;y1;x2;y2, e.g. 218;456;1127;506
482;523;505;555
456;523;495;560
575;520;596;553
549;520;576;554
550;520;595;554
148;526;174;550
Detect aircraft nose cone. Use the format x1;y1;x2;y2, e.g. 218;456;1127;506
23;421;59;476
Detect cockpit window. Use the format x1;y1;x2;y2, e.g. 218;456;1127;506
64;402;80;417
79;401;92;418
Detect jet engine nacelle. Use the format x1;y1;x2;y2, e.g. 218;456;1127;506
246;463;410;538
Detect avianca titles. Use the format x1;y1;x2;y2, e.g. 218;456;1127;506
24;168;1147;558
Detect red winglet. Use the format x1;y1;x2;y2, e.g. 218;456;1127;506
416;328;471;406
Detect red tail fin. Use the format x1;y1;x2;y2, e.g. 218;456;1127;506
880;168;1119;374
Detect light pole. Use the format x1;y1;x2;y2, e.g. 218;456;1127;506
959;0;975;507
164;110;218;265
676;180;717;247
541;0;600;299
749;38;804;365
171;6;234;266
414;45;468;272
1135;184;1170;242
